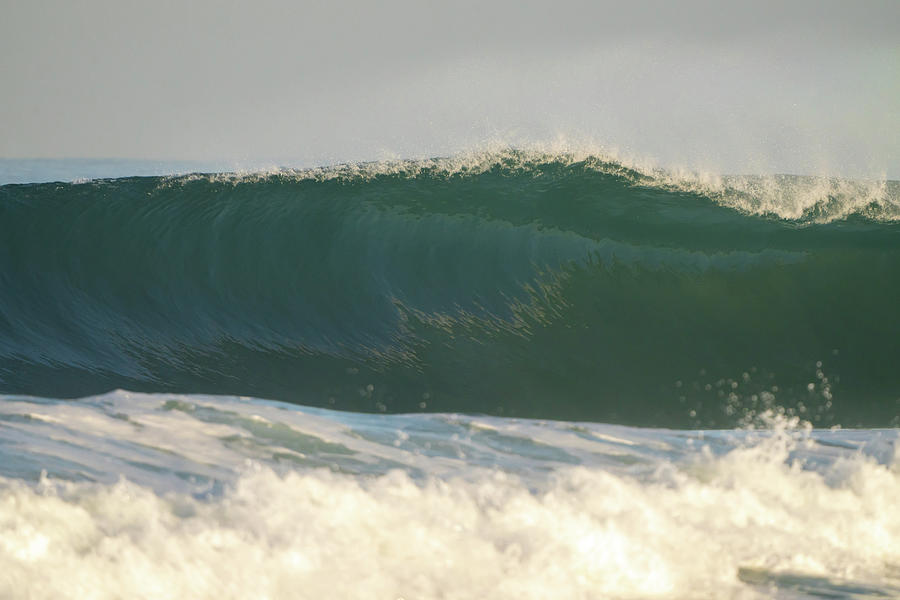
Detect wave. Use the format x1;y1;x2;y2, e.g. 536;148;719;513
1;151;899;427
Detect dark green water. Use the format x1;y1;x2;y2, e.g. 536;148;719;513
2;154;898;427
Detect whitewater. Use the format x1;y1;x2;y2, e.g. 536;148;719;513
2;391;899;599
1;150;899;599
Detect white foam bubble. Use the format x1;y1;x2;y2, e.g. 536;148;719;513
1;392;899;598
2;440;899;599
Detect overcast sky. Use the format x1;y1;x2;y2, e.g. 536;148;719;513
2;0;898;177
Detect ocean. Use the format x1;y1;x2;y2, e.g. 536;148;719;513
1;150;899;598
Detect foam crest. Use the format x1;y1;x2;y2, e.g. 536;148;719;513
705;174;898;223
155;142;898;224
157;142;634;186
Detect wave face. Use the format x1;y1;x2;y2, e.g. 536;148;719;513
2;153;899;427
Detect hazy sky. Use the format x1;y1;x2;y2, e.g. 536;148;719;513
2;0;898;176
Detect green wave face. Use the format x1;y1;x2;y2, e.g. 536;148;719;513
1;155;899;427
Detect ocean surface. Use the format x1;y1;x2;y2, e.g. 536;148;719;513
1;151;899;598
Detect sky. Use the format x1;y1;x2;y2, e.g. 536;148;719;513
2;0;898;177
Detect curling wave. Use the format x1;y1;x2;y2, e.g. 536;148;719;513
1;151;899;427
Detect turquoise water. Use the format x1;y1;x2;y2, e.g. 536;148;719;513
1;152;899;598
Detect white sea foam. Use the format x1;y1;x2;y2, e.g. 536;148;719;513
0;392;899;599
1;442;899;599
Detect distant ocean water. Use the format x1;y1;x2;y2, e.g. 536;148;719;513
1;151;898;598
